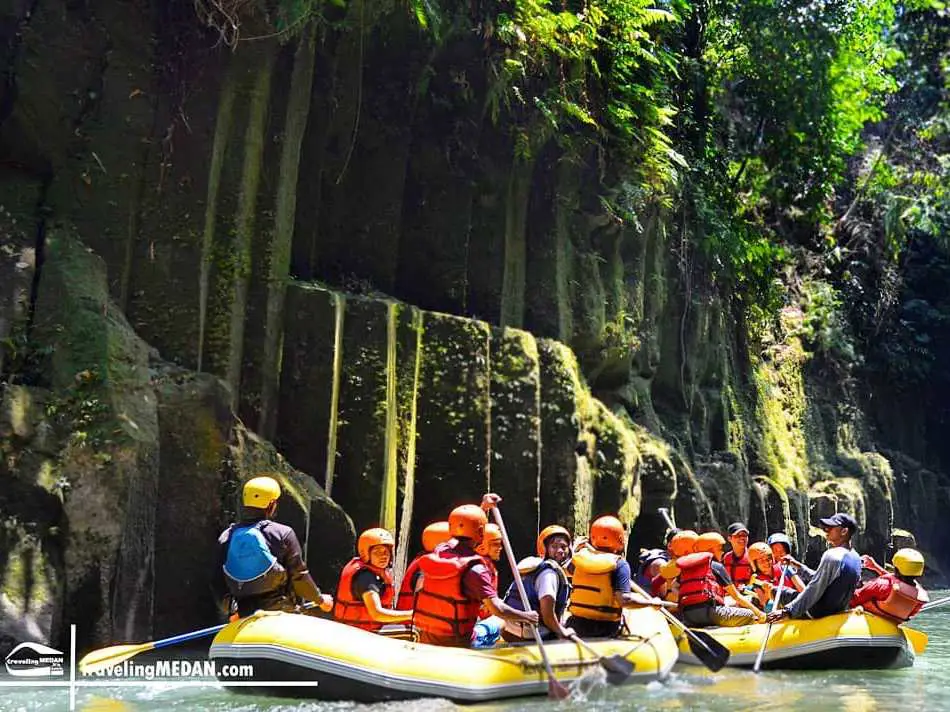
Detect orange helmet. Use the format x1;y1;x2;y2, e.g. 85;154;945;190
422;521;451;552
693;532;726;556
590;515;625;553
448;504;488;543
358;527;395;563
668;530;699;557
748;542;772;563
536;524;571;557
476;523;503;556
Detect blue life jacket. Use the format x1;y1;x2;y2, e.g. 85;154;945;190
809;549;862;618
503;559;570;620
223;521;287;598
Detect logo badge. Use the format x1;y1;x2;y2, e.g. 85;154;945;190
4;642;65;677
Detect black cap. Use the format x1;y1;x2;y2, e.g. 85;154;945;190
819;512;859;532
727;522;749;536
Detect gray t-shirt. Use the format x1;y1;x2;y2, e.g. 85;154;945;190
504;567;562;638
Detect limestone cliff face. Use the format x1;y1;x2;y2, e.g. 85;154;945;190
1;0;948;651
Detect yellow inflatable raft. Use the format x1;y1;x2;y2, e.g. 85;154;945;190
673;610;925;669
208;606;678;702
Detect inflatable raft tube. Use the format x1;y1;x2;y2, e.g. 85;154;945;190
209;606;678;702
673;609;922;669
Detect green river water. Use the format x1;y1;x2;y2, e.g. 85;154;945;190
4;593;946;712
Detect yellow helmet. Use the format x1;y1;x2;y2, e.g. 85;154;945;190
536;524;571;557
476;523;503;556
694;532;726;556
358;527;395;563
242;476;281;508
892;548;925;577
748;542;772;563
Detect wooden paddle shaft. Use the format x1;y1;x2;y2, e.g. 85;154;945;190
490;507;563;688
658;508;677;530
922;595;950;612
753;563;790;673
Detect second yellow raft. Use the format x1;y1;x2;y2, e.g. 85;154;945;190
673;609;925;669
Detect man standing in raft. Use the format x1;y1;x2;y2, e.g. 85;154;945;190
723;522;754;587
767;512;862;623
566;515;658;638
412;494;539;646
215;475;333;618
850;548;929;623
333;527;414;631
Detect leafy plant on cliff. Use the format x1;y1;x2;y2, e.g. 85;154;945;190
194;0;333;45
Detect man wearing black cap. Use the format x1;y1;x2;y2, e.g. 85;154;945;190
766;512;862;623
723;523;753;587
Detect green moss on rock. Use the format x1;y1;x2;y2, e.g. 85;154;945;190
489;327;541;557
538;339;590;535
408;311;490;548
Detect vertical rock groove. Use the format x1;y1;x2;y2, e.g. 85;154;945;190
259;25;318;436
226;46;276;408
324;292;345;496
197;65;238;372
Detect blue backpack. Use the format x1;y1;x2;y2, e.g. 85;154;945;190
224;522;280;595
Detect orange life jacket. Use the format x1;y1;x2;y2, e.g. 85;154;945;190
332;557;394;631
396;554;424;610
677;552;725;608
865;576;928;624
412;549;484;644
723;550;753;586
479;558;498;619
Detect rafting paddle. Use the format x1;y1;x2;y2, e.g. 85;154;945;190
78;623;229;675
921;595;950;613
753;563;789;673
567;634;635;685
490;506;571;700
629;579;730;672
78;602;318;675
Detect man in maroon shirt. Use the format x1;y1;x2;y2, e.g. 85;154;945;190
413;494;538;646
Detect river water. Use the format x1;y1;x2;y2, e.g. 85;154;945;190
5;593;947;712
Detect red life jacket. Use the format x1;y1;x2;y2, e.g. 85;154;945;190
396;554;424;610
677;552;725;608
723;550;753;586
864;575;928;624
332;557;394;631
478;558;498;619
412;549;484;644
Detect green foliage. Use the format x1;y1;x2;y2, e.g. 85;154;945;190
411;0;681;191
792;279;859;365
707;0;900;236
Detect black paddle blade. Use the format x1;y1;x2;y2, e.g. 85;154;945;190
602;655;635;685
687;630;731;672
